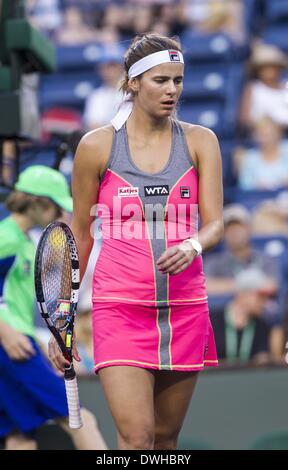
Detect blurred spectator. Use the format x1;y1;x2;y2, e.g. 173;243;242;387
56;7;99;45
151;20;171;37
0;166;107;450
101;3;135;38
251;191;288;236
155;2;189;36
100;2;187;40
128;0;174;4
239;43;288;130
83;54;124;130
211;267;278;365
97;26;120;46
204;204;279;297
234;117;288;190
132;5;154;36
1;141;15;187
185;0;246;44
26;0;62;37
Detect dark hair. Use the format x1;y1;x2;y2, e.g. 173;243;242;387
5;191;62;218
120;32;183;94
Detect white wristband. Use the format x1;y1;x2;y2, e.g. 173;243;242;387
182;238;202;256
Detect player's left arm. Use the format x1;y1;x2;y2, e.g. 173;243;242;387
157;126;224;275
193;126;224;251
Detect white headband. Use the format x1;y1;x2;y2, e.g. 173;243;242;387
128;49;184;78
111;49;184;131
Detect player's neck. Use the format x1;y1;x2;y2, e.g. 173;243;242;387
127;104;171;138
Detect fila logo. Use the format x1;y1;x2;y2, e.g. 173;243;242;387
180;187;190;198
169;50;181;62
118;187;139;198
144;185;169;196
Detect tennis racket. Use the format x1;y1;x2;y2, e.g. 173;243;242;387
34;221;82;429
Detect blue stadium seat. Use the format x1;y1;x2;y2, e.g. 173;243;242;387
182;63;244;102
56;44;102;71
180;61;244;140
182;65;227;101
39;71;100;111
178;96;241;139
265;0;288;24
220;139;237;187
262;25;288;53
178;101;225;137
181;31;249;63
208;294;234;311
232;188;283;210
251;235;288;259
279;252;288;302
20;148;57;172
0;203;9;221
56;43;125;71
243;0;263;35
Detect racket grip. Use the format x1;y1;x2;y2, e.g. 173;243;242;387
64;376;83;429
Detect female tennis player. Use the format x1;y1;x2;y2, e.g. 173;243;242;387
0;166;107;450
49;33;224;450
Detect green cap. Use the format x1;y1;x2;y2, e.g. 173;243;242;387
15;165;73;213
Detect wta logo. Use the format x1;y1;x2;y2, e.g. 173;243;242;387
144;185;169;196
169;50;181;62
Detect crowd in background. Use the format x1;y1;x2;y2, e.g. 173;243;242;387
1;0;288;374
26;0;247;46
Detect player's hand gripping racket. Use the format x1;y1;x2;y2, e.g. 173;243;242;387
34;221;83;429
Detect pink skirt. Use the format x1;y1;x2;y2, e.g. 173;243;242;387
92;301;218;375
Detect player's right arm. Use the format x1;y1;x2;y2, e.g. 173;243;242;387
70;126;113;284
48;126;113;372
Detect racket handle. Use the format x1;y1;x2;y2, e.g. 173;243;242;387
64;376;83;429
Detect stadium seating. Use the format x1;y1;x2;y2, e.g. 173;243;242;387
178;101;224;136
262;24;288;53
265;0;288;25
252;235;288;259
220;139;238;187
0;203;9;221
19;146;58;171
232;188;284;210
56;43;125;71
181;31;249;63
39;71;100;111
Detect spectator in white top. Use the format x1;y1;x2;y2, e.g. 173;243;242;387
234;117;288;190
83;52;124;130
239;43;288;130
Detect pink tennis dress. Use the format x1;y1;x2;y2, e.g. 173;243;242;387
92;119;218;374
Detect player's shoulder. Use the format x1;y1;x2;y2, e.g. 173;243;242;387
178;121;219;143
74;125;114;173
77;125;114;154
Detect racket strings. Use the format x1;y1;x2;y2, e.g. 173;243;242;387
41;227;72;329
